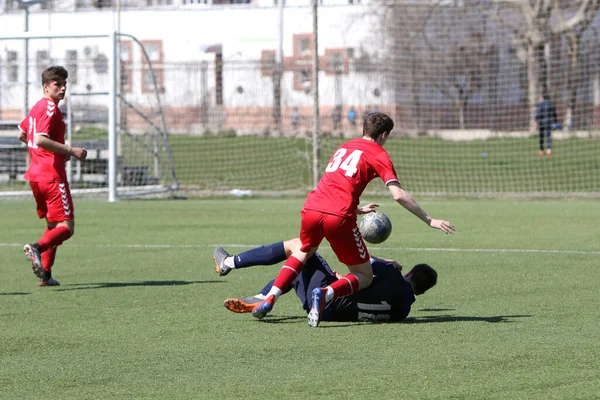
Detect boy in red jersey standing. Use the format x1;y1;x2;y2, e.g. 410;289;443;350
17;66;87;286
250;112;455;326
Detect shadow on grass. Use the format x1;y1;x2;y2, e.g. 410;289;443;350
253;311;532;326
54;280;221;291
0;292;31;296
315;314;532;328
259;315;306;324
403;314;532;324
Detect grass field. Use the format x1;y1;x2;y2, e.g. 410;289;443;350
167;135;600;194
3;134;600;195
1;198;600;399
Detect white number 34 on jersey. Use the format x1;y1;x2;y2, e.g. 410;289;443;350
325;148;363;177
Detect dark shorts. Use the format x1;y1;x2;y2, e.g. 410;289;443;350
292;253;357;322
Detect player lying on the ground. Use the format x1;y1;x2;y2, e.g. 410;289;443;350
213;238;437;323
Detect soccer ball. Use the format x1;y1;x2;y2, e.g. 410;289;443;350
358;211;392;244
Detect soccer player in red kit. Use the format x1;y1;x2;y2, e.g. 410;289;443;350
251;112;456;326
17;66;88;286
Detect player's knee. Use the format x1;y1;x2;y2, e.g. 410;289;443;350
285;238;303;253
360;273;373;289
357;271;373;289
58;220;75;236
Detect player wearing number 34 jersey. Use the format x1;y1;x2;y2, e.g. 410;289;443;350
252;112;456;327
303;137;398;218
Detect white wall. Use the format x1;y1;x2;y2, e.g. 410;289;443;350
0;4;387;110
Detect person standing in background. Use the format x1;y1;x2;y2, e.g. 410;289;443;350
535;93;558;156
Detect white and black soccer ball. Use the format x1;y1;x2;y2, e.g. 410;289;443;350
358;211;392;244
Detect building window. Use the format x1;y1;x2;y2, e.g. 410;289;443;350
36;50;50;79
147;0;174;5
294;35;312;58
140;40;163;94
93;0;112;7
120;41;133;93
328;52;343;71
293;69;311;93
65;50;78;85
6;50;18;83
260;50;276;77
324;49;348;75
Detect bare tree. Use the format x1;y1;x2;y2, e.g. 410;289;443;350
492;0;600;132
555;0;600;130
422;3;491;129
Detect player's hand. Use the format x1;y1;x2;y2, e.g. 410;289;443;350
430;218;456;234
71;147;87;161
357;203;379;215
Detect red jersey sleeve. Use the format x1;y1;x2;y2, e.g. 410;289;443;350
18;116;28;133
372;152;399;186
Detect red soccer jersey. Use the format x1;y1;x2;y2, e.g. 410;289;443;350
303;137;399;217
19;98;67;182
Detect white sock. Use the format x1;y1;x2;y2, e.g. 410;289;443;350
325;286;334;302
223;257;235;269
266;287;283;300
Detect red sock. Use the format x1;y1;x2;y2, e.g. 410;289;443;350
37;225;72;252
328;273;360;298
42;246;57;273
272;256;304;292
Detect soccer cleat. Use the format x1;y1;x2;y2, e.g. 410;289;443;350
38;277;60;287
213;247;232;277
307;288;328;328
251;295;275;320
538;150;545;157
24;244;45;280
224;297;261;313
546;149;552;156
242;294;266;303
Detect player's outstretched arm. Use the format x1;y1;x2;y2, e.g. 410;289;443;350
387;182;455;234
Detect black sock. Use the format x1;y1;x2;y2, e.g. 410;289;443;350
234;242;286;269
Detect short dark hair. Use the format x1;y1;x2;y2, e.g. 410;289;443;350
42;66;68;85
363;112;394;140
407;263;437;294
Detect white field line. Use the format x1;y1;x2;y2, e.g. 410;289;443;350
1;242;599;255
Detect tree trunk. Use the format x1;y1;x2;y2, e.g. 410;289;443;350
594;72;600;131
527;44;540;133
565;34;581;132
272;66;282;136
457;100;465;130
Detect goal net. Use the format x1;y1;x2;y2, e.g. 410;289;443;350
149;1;600;199
0;32;177;200
1;1;599;199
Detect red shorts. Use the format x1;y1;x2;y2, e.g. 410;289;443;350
300;208;370;266
30;181;75;222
